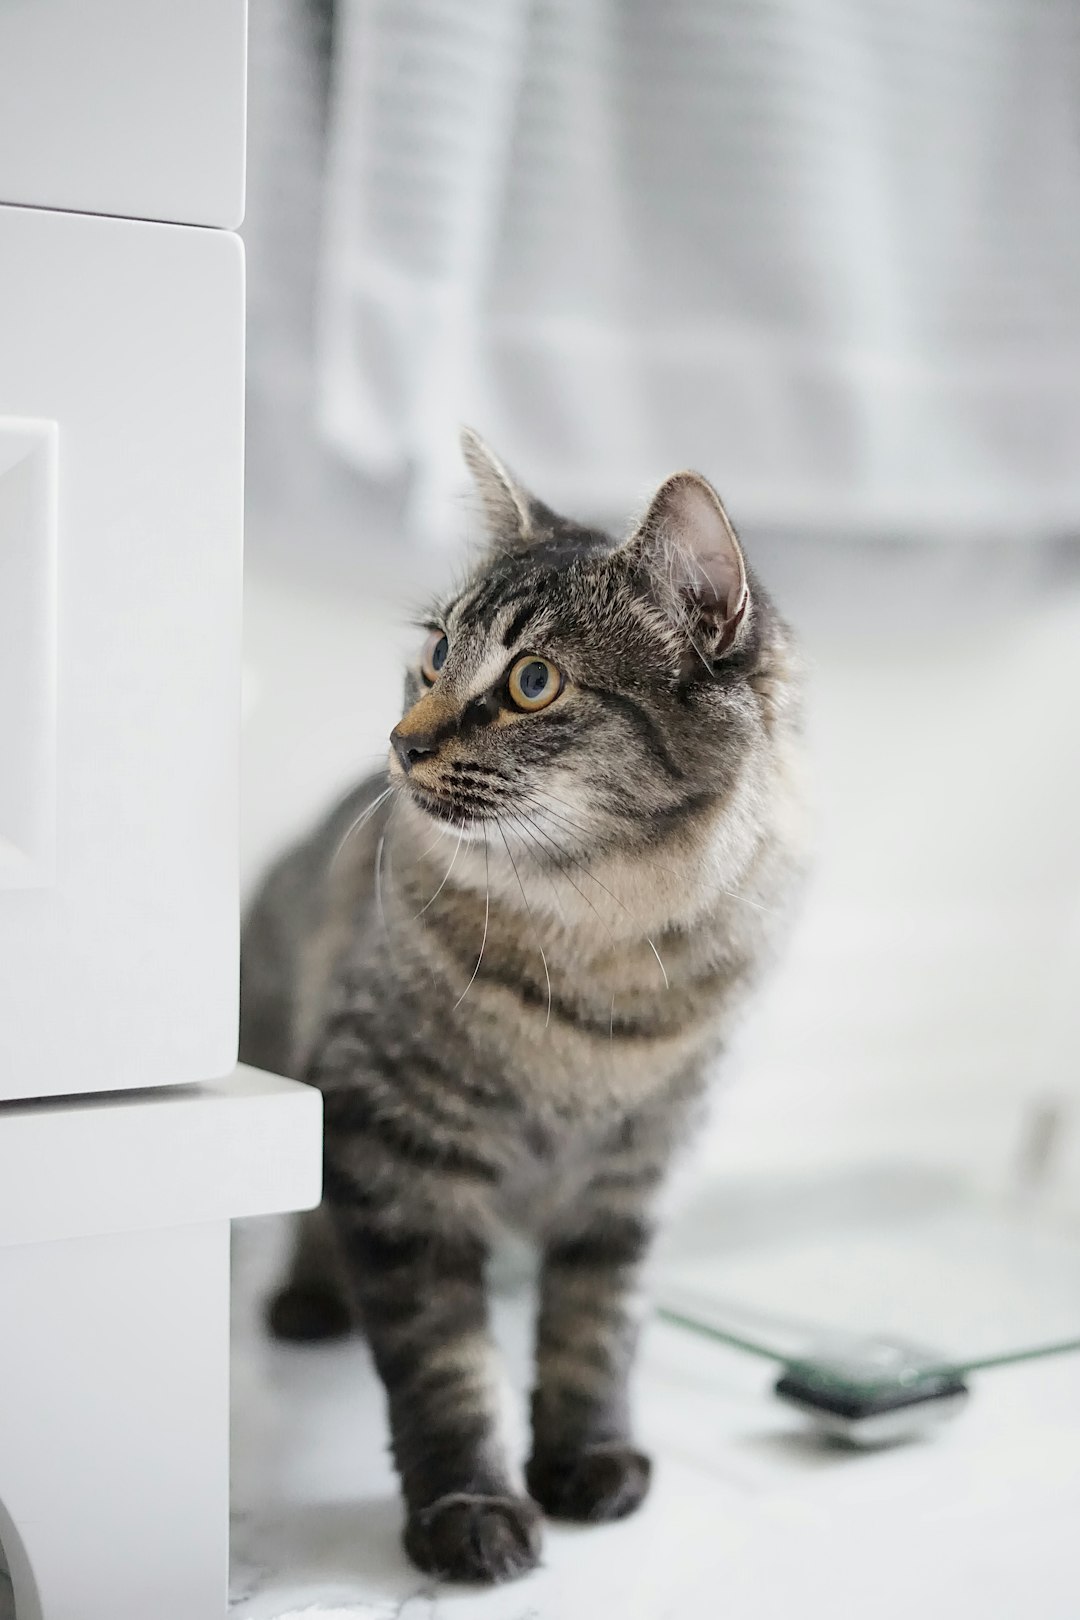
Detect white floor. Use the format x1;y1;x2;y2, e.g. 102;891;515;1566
228;1174;1080;1620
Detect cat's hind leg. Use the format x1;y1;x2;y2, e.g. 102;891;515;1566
266;1205;354;1342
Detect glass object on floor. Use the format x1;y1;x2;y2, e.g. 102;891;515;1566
654;1163;1080;1444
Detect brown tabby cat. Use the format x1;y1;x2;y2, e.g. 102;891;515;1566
240;430;805;1584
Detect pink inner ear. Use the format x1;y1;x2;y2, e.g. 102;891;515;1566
660;476;747;622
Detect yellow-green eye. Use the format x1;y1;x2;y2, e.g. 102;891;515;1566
507;655;561;712
420;630;449;684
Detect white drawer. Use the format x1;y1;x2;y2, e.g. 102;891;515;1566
0;0;246;227
0;204;243;1100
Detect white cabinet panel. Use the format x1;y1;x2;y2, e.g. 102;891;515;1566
0;419;57;890
0;205;243;1101
0;0;246;227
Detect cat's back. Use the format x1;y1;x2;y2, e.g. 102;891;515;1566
239;772;389;1077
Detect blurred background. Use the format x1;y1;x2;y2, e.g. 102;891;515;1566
241;0;1080;1208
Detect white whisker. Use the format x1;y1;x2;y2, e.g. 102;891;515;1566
453;838;490;1011
517;801;670;993
646;937;670;991
413;822;451;865
417;822;465;916
374;830;389;933
515;808;622;959
504;809;570;926
329;784;395;875
521;791;773;919
715;884;773;915
496;817;552;1029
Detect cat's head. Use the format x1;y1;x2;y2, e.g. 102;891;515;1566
389;430;798;858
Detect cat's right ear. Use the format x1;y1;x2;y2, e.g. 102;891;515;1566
460;427;536;550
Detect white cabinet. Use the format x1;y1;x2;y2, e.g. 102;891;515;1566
0;419;57;894
0;13;322;1620
0;0;247;227
0;205;243;1101
0;1071;322;1620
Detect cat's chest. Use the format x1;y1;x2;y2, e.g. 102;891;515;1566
498;1012;698;1107
472;924;738;1108
493;1112;611;1234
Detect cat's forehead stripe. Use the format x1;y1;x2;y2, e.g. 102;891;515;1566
448;575;547;657
452;571;529;633
436;580;550;708
501;595;541;649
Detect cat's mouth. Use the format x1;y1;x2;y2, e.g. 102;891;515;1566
406;780;497;831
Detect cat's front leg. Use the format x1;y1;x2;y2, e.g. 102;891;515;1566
527;1195;655;1523
326;1166;541;1583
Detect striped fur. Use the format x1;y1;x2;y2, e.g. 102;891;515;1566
240;441;806;1583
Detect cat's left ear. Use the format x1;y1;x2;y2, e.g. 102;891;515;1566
625;470;749;658
460;427;536;549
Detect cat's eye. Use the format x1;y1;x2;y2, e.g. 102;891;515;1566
420;630;449;684
507;655;561;712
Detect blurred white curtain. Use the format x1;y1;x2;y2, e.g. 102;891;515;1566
298;0;1080;544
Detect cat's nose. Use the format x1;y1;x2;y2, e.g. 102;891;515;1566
391;725;436;773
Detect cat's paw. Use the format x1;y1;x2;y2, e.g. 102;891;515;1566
265;1283;352;1342
526;1444;652;1523
404;1492;542;1584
